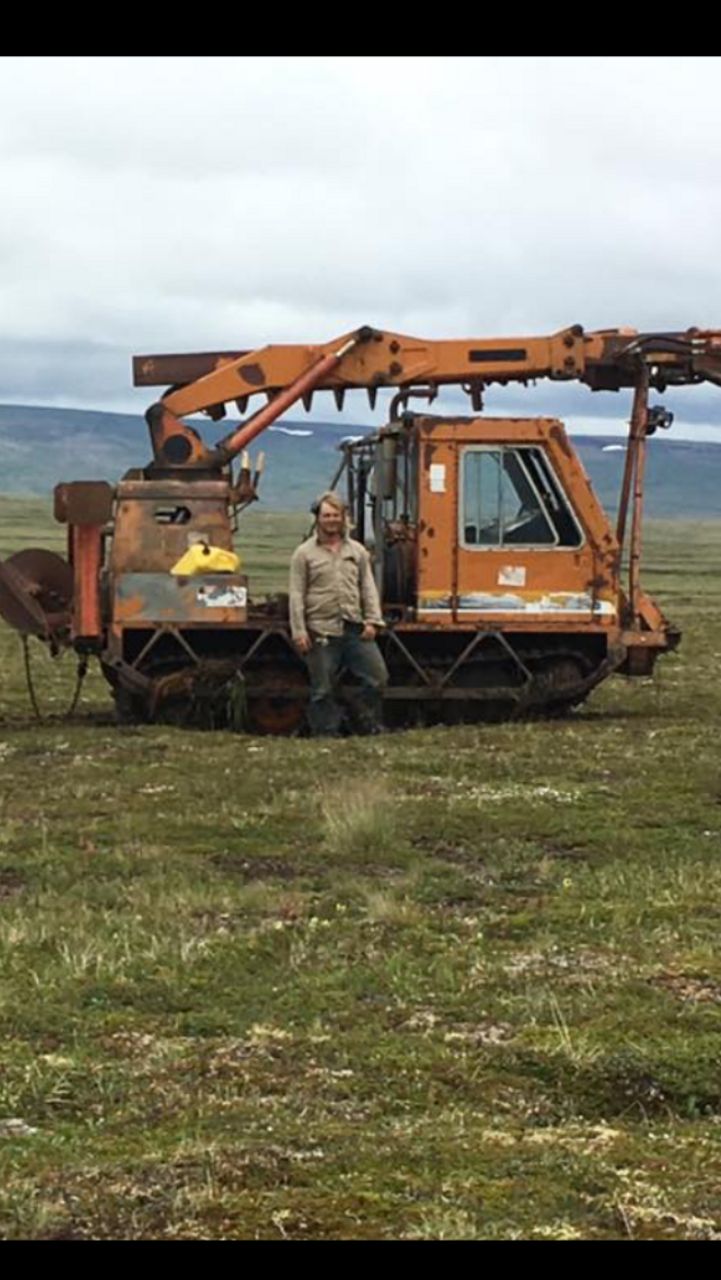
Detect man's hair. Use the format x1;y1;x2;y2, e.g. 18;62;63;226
313;491;350;532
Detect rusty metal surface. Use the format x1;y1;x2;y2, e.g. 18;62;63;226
0;550;73;636
111;482;234;575
54;481;114;526
245;663;307;735
113;573;248;625
630;408;650;628
71;525;104;644
149;659;244;729
146;404;210;469
117;480;231;500
133;352;248;386
145;657;307;732
0;560;51;634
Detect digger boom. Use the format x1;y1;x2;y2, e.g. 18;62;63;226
136;324;721;471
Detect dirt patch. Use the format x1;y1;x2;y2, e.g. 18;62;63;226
538;839;594;862
336;862;411;883
209;852;303;881
0;868;25;900
650;973;721;1004
411;835;484;866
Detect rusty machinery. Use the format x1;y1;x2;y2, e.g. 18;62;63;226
1;323;720;732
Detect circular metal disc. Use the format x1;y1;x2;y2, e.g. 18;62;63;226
0;549;73;635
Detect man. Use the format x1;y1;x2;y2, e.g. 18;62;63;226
289;491;388;736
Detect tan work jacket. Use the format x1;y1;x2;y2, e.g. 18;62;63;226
289;535;384;639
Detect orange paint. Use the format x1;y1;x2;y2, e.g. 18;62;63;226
71;525;103;643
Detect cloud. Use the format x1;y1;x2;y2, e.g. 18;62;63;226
1;55;721;438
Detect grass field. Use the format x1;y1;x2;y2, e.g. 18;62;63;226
0;499;720;1239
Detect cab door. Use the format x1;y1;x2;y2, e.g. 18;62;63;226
415;419;618;627
455;441;611;623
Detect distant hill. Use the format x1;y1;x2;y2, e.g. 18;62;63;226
0;402;719;518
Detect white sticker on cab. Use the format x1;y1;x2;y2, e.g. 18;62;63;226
498;565;526;587
429;464;446;493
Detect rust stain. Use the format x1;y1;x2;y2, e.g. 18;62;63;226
239;363;265;387
114;593;146;620
54;481;114;526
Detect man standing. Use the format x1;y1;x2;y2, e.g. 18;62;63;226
289;491;388;736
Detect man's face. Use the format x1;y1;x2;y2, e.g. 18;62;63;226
317;502;344;538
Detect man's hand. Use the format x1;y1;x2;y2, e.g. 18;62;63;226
360;623;377;642
295;632;312;655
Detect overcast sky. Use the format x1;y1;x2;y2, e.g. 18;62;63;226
1;56;721;439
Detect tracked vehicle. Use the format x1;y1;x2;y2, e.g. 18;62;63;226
2;323;719;731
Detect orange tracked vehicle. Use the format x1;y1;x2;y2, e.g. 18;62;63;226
2;322;719;732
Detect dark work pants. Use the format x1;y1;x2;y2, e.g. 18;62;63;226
304;622;388;735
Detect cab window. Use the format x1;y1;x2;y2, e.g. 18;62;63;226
462;447;582;548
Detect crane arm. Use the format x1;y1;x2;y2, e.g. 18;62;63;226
136;324;721;470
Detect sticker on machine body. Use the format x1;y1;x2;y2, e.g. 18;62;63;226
498;565;526;587
429;464;446;493
196;584;248;608
418;590;616;616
